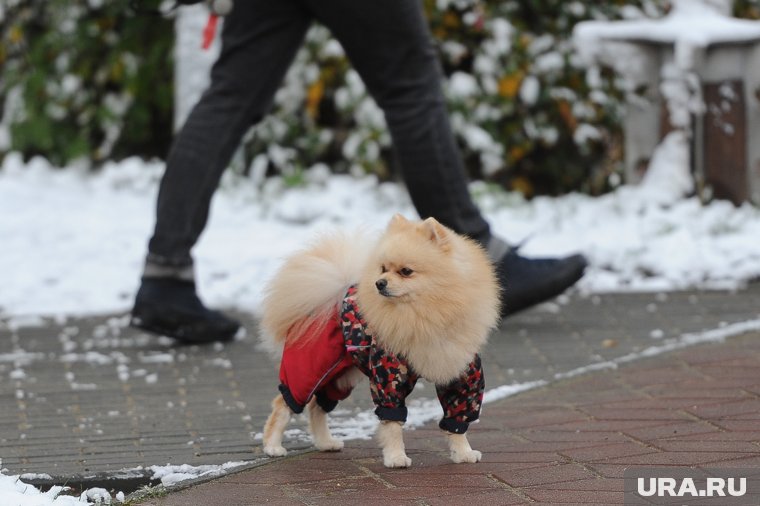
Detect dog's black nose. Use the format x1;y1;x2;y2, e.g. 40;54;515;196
375;279;387;292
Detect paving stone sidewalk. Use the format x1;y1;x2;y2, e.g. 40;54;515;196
139;332;760;506
1;284;759;493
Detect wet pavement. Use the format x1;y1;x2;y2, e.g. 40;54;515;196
1;284;759;493
139;332;760;505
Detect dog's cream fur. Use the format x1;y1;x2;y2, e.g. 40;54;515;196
260;215;500;467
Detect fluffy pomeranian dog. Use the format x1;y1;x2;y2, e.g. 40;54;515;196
259;214;500;468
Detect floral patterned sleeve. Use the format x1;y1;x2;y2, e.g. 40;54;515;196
435;354;485;434
342;286;419;423
342;286;482;428
367;343;419;423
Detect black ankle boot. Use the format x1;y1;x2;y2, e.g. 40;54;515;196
497;249;587;317
131;278;240;343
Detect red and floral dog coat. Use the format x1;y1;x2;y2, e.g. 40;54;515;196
278;286;484;434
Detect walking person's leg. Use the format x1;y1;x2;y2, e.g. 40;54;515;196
306;0;587;315
306;0;490;245
132;0;312;342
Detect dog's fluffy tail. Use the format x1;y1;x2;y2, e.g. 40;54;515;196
260;229;376;352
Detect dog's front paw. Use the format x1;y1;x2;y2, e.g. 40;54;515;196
451;448;481;464
383;452;412;468
264;445;288;457
315;437;344;452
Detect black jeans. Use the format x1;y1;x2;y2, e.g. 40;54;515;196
148;0;491;267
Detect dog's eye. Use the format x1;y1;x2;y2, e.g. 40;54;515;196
399;267;414;277
381;264;388;273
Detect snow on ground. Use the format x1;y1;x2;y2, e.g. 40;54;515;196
0;461;248;505
2;153;760;503
2;151;759;319
0;473;90;506
1;145;758;504
2;135;760;503
149;462;249;488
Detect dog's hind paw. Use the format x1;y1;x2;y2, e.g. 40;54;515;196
451;448;482;463
315;438;344;452
383;453;412;468
264;445;288;457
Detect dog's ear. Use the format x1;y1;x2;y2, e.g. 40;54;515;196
421;217;451;250
388;213;410;230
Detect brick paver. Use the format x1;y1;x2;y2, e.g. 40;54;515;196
4;284;760;484
138;332;760;505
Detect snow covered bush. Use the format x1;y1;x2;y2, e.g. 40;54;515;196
1;1;757;195
0;0;174;166
237;0;672;195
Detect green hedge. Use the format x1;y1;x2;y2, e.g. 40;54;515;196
1;1;757;195
239;0;664;195
0;0;173;166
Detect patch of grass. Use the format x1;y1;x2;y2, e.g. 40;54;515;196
121;484;168;505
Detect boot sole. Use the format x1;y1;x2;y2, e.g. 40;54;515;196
130;311;239;344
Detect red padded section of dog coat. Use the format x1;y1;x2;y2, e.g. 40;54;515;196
278;317;354;408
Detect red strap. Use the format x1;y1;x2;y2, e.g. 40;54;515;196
201;14;219;50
